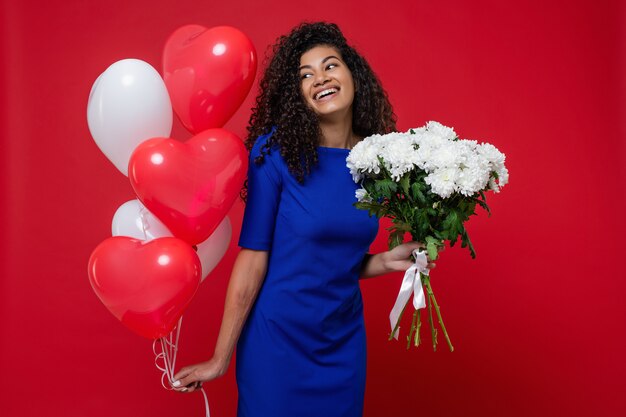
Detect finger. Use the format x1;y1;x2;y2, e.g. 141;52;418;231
172;384;189;392
184;381;203;393
172;374;196;390
395;261;414;271
399;241;424;256
172;387;189;392
172;384;189;393
407;241;425;249
188;382;202;392
173;367;192;382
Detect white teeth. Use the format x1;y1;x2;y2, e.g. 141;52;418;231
315;88;338;100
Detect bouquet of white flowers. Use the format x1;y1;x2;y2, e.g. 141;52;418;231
346;121;508;351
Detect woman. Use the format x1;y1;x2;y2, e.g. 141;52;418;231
172;22;433;416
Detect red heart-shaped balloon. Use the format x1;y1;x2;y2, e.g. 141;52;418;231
128;128;248;245
163;25;257;134
88;237;201;339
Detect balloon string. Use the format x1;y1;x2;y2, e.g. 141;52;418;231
200;387;211;416
171;315;182;372
153;317;210;417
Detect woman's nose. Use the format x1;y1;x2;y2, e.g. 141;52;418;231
313;73;331;87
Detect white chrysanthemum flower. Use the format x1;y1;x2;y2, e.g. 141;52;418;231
408;131;447;172
476;142;508;192
346;135;384;181
488;178;500;193
496;165;509;186
426;121;457;141
414;144;436;171
429;140;466;170
457;138;479;152
355;188;371;202
489;165;509;192
425;167;459;198
477;143;506;166
378;134;418;180
410;130;447;149
456;151;491;196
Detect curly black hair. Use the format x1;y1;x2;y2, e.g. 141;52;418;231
246;21;396;187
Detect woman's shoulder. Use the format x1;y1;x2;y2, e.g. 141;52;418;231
249;127;286;174
250;126;278;156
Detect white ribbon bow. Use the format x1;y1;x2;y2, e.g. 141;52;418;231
389;249;429;339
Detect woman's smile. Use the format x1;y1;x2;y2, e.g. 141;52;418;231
314;87;339;101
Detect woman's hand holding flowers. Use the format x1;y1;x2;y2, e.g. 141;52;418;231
383;241;442;273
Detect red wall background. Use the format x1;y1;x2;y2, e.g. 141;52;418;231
1;0;625;416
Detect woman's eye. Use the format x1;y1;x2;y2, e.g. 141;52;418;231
301;73;312;79
326;63;337;70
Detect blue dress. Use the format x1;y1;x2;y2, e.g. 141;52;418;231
237;130;379;417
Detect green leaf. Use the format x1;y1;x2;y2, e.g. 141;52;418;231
425;236;442;261
390;220;412;232
474;198;491;216
432;230;445;241
475;192;491;216
414;210;430;237
374;179;397;198
442;210;458;230
411;183;426;204
460;224;476;258
387;219;411;250
399;175;410;196
388;228;405;249
354;202;387;218
426;241;438;261
442;210;463;240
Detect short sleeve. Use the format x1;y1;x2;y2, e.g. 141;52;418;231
238;129;282;251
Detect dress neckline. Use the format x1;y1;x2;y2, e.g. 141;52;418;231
317;146;351;152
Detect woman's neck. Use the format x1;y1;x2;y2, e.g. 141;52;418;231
319;117;356;149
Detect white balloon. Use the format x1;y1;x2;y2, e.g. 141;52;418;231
87;59;173;176
111;199;171;240
112;200;231;281
196;217;232;281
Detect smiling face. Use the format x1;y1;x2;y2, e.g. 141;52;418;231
299;45;355;121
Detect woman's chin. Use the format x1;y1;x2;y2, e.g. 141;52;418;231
315;106;353;123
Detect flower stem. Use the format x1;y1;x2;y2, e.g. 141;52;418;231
414;309;422;347
422;273;454;352
407;309;418;349
426;280;437;351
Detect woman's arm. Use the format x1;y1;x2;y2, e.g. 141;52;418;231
172;248;268;392
360;241;438;279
